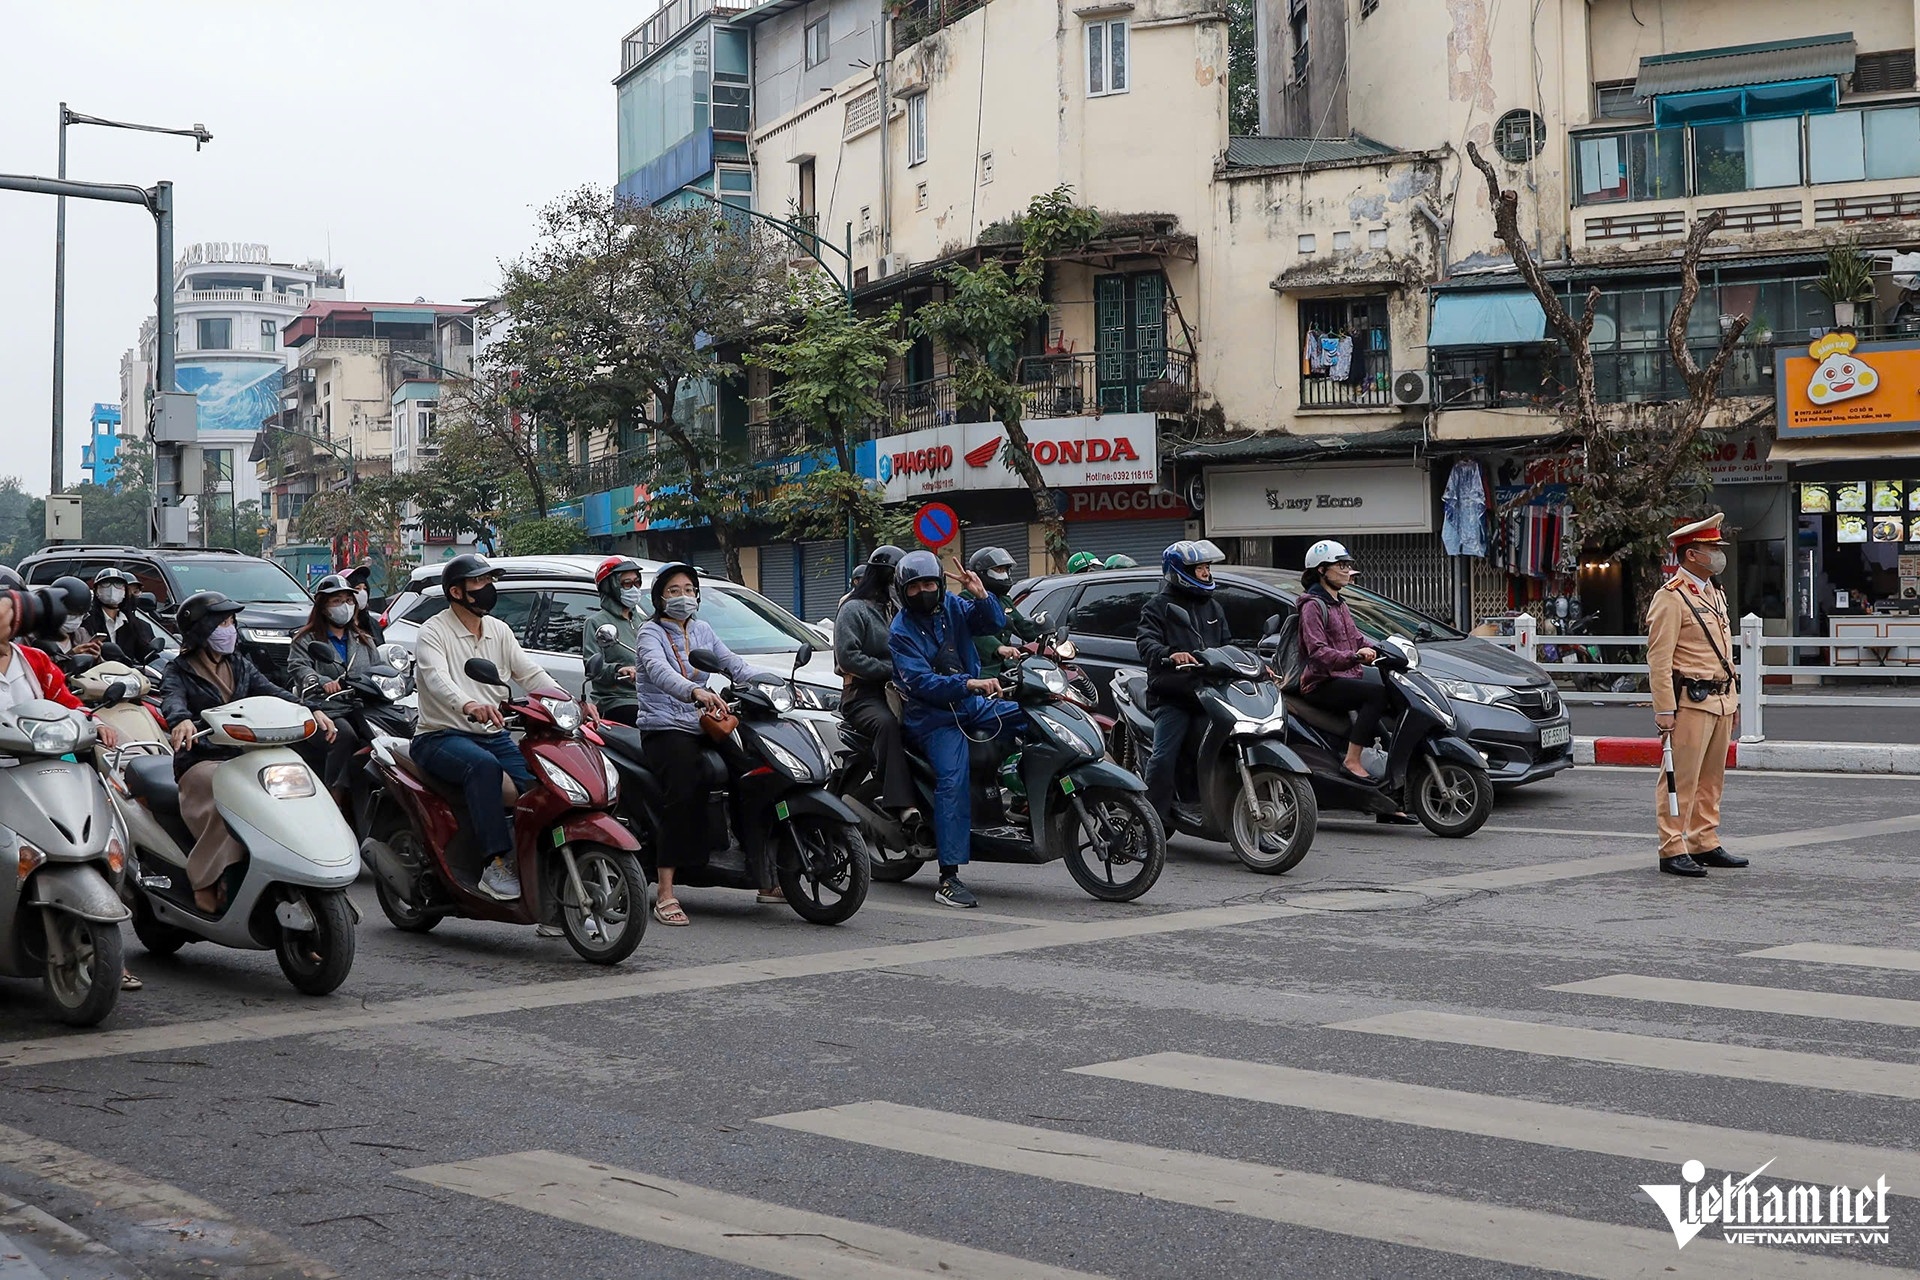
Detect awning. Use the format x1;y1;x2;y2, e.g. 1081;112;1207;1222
1428;290;1548;348
1769;434;1920;465
1175;426;1426;463
1635;33;1855;98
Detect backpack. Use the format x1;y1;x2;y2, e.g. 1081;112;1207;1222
1272;596;1326;695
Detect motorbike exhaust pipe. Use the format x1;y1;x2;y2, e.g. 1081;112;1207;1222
359;837;415;898
839;793;908;851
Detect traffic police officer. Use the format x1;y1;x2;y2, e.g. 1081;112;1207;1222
1646;513;1748;877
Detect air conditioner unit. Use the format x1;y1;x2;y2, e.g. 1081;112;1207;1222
874;253;911;280
1391;369;1433;406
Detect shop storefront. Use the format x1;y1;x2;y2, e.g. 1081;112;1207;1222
1061;485;1194;566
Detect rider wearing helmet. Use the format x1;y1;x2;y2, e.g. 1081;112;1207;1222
160;591;336;915
344;563;385;643
1104;554;1137;570
409;554;570;904
1296;540;1391;785
36;576;101;676
1135;540;1230;829
889;549;1025;909
1066;551;1103;574
835;546;916;823
583;556;647;726
83;567;160;664
287;573;384;806
966;546;1042;682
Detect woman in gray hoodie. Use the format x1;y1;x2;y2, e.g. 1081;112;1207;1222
833;546;916;820
633;563;773;926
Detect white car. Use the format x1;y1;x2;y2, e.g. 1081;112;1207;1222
380;555;844;710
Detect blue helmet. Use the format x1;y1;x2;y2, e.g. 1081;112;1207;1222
1161;539;1225;595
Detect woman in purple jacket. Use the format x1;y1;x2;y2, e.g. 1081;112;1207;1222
1296;540;1391;781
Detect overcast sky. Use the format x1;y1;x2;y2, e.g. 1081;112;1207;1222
0;0;641;496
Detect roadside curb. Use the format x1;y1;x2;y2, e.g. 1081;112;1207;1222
1575;736;1920;774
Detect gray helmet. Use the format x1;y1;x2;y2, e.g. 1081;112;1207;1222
312;573;354;600
895;549;944;610
967;546;1017;596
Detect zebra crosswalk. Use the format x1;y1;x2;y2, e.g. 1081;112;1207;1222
405;934;1920;1278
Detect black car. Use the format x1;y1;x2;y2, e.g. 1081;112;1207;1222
18;544;313;677
1012;565;1574;788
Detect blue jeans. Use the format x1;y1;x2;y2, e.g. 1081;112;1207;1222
1145;700;1202;824
906;697;1025;874
411;730;536;859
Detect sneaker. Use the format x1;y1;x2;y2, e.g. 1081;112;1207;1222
934;875;978;909
534;923;565;938
478;858;522;901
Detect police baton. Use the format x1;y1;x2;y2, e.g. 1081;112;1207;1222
1659;728;1679;817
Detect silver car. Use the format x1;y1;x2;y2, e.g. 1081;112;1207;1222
379;556;843;709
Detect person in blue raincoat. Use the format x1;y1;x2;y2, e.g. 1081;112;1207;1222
889;549;1026;910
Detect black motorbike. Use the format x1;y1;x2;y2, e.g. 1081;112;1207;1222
593;642;870;925
1269;632;1494;837
1110;635;1318;875
297;641;417;839
832;643;1166;903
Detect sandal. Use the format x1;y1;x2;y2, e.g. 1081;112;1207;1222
652;897;690;927
120;971;143;992
755;889;786;905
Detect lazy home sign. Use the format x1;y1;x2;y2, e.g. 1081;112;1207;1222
1204;462;1434;538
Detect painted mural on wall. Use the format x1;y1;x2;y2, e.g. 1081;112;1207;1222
174;360;280;435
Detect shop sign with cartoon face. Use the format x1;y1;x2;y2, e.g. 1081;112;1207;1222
1806;332;1879;405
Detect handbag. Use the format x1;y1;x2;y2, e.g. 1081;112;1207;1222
700;703;739;740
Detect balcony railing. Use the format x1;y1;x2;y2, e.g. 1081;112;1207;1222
621;0;750;72
747;417;811;459
891;0;985;48
178;289;306;307
1299;341;1393;408
1430;338;1785;411
542;448;651;501
884;350;1197;432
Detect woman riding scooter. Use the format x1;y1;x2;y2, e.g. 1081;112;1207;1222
834;546;917;826
1295;540;1414;824
287;574;380;808
634;563;779;926
161;592;336;915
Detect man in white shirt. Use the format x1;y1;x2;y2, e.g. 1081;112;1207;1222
410;555;567;901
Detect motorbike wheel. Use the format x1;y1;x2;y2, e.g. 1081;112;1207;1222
1409;758;1494;838
374;830;439;933
779;820;871;925
130;894;191;955
559;844;647;965
1229;769;1318;875
42;911;123;1027
275;889;357;996
1057;788;1165;902
869;854;925;882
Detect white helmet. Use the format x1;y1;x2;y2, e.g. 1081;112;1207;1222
1304;539;1355;572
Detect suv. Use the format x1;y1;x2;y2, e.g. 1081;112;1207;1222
380;555;845;709
18;544;313;677
1013;565;1574;789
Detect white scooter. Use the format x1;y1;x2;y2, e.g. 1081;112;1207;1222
104;695;360;995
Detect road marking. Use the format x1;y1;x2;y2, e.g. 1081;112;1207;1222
858;899;1052;926
1553;973;1920;1028
758;1102;1904;1280
1069;1052;1920;1194
1744;943;1920;973
0;1121;336;1278
403;1149;1103;1279
1330;1010;1920;1101
1481;825;1657;840
0;848;1664;1072
1738;811;1920;852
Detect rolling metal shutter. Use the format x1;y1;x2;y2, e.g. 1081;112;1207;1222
756;543;798;613
1344;533;1452;619
1067;519;1185;567
800;539;849;624
961;521;1030;576
687;547;730;583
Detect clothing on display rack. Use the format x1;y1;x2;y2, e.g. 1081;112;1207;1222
1441;459;1490;558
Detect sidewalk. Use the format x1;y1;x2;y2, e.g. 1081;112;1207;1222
1569;695;1920;744
1572;735;1920;774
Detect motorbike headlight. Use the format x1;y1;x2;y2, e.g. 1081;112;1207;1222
545;698;583;733
768;683;795;713
599;751;620;804
1055;639;1077;660
1433;679;1504;705
763;737;812;781
25;717;79;756
373;674;409;702
260;763;317;799
537;755;592;805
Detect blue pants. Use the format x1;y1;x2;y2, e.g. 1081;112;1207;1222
906;698;1025;874
411;730;536;859
1145;700;1202;824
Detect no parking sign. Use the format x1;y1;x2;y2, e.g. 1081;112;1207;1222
913;502;959;550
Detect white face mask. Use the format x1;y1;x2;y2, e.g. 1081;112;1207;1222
619;587;645;611
61;616;83;635
354;587;369;608
327;603;356;626
97;586;125;608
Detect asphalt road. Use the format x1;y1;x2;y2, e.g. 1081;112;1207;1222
2;768;1918;1279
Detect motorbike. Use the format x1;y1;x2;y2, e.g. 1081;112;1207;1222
104;695;360;995
592;636;870;925
1110;629;1319;875
295;640;417;838
70;657;170;761
1268;632;1495;838
359;656;648;963
833;630;1166;902
0;699;131;1026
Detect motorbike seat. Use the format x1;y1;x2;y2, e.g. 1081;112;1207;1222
1115;669;1149;707
124;754;180;812
1289;698;1355;737
594;722;645;762
388;739;516;807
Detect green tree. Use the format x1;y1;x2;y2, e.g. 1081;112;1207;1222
492;186;788;581
0;478;46;564
386;419;530;542
503;515;589;556
1226;0;1260;136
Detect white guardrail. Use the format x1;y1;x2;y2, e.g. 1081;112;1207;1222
1482;612;1920;744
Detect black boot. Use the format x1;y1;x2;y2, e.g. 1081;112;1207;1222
1659;854;1708;878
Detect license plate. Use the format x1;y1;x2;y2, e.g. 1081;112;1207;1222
1539;723;1572;749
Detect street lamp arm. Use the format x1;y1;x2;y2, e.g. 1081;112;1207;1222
63;108;213;148
674;186;854;307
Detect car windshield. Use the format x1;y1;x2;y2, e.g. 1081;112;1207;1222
1340;584;1463;642
166;559;312;604
704;587;821;652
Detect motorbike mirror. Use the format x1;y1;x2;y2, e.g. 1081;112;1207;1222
103;680;133;707
99;641;127;663
1053;617;1071;643
687;648;725;675
68;653;99;674
792;643;812;677
595;623;619;646
1264;613;1282;638
463;656;508;687
307;641;336;664
136;592;159;613
584;653;606;680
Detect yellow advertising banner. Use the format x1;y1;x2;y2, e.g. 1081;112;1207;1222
1776;334;1920;438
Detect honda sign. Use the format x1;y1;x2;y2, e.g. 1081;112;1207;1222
870;414;1157;501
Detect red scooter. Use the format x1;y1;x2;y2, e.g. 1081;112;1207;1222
358;657;647;964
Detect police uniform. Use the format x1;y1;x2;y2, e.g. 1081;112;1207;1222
1645;513;1748;877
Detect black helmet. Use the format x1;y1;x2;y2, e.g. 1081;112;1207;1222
50;575;92;619
895;549;945;614
865;544;906;593
650;562;701;616
847;563;869;593
441;553;497;592
177;591;245;651
91;567;135;590
312;573;354;599
967;546;1017;596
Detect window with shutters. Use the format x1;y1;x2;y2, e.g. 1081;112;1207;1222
1855;50;1917;94
1592;80;1648;120
906;93;927;166
1092;273;1169;413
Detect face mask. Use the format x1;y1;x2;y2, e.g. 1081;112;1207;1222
97;587;125;608
327;603;356;626
984;573;1012;597
663;596;699;622
906;585;943;616
619;587;645;610
61;616;84;635
1703;550;1728;577
460;583;499;615
207;624;239;655
354;588;369;608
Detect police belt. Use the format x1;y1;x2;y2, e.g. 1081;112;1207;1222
1673;673;1735;702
